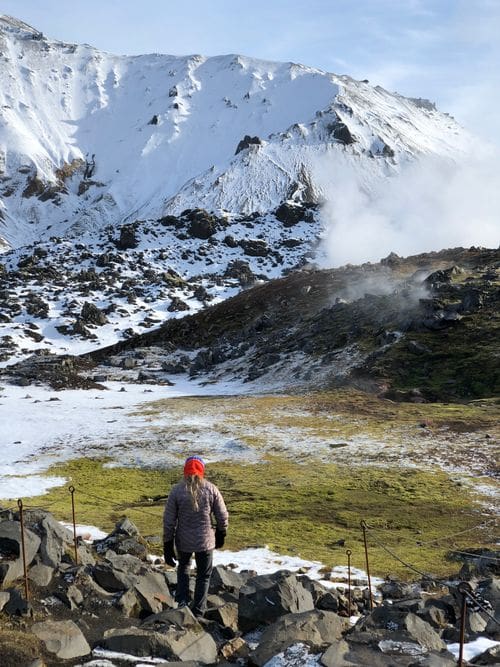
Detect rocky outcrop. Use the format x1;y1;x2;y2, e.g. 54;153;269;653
0;507;498;666
78;246;499;401
235;135;262;154
183;208;221;239
116;223;139;250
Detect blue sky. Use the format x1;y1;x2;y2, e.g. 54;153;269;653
1;0;499;141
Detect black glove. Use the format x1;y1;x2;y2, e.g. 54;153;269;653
163;540;176;566
215;529;226;549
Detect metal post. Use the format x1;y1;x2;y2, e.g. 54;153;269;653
360;520;373;611
457;582;471;667
346;549;352;617
69;485;78;565
17;499;29;602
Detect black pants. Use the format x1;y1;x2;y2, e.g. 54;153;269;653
176;550;213;615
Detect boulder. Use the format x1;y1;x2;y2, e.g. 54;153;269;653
380;580;421;600
0;521;41;586
32;620;90;660
299;577;330;604
317;590;340;612
235;135;262;154
350;605;446;652
209;565;249;594
55;583;84;610
239;238;269;257
168;296;190;312
220;636;249;661
423;267;461;289
251;609;348;666
410;652;460;666
0;590;10;611
93;520;148;559
134;569;175;613
275;202;310;227
418;604;449;630
321;638;416;667
101;619;218;664
99;627;175;658
205;598;239;630
28;563;54;587
471;644;500;664
116;588;141;617
238;570;315;631
185;209;219;239
38;514;74;567
81;301;108;325
3;588;32;616
91;561;138;592
141;606;201;631
116;224;139;249
223;234;239;248
224;259;256;286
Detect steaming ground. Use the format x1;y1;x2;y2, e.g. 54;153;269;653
317;149;500;267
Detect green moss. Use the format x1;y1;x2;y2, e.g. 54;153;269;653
5;456;494;581
374;305;500;401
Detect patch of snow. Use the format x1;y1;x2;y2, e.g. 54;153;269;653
0;379;249;499
59;522;108;542
263;642;321;667
447;637;500;662
86;649;168;665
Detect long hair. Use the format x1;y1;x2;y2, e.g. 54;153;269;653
185;474;204;511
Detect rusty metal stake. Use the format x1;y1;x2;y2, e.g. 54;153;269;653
17;499;29;602
457;582;471;667
360;520;373;611
69;485;78;564
346;549;352;617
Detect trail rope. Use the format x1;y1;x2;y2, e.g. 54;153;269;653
363;523;430;578
416;519;497;547
77;488;163;520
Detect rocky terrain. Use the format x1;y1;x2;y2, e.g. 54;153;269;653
0;202;321;367
0;507;498;666
2;246;498;402
0;15;497;404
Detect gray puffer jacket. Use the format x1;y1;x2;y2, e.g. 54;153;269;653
163;479;228;553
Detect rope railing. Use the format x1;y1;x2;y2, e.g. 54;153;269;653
5;487;499;667
415;518;498;547
76;488;163;520
448;546;500;563
362;521;430;579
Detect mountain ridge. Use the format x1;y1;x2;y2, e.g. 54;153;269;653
0;14;470;250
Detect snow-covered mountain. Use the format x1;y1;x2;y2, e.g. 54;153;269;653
0;14;483;368
0;14;470;250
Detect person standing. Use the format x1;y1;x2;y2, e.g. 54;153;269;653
163;456;228;616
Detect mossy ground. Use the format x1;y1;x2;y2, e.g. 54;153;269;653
2;390;497;580
6;455;496;581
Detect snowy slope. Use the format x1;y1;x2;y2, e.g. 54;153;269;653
0;14;470;249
